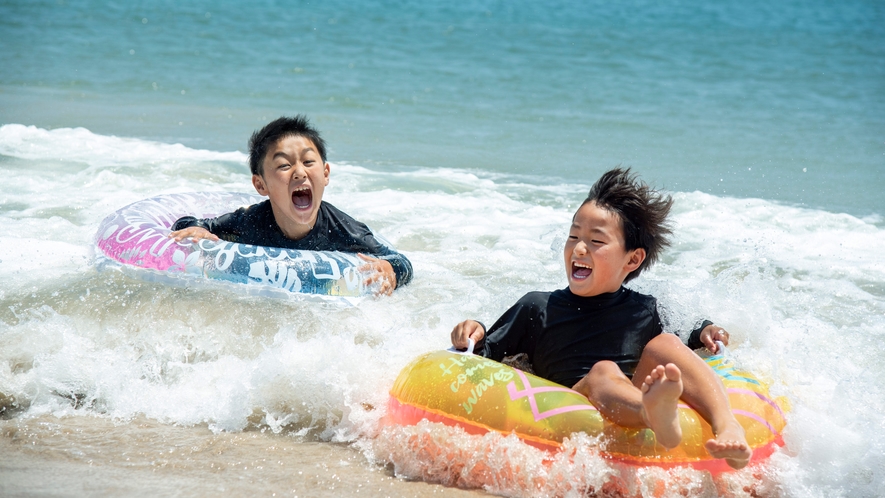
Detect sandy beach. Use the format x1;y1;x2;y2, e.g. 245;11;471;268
0;415;486;497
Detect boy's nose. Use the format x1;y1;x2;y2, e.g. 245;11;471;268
290;162;307;178
574;241;587;255
574;241;588;255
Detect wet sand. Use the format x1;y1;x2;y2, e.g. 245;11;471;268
0;416;486;497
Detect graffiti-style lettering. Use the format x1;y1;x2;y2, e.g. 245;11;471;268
209;242;239;271
248;260;301;291
310;252;341;280
287;267;302;292
342;267;360;291
449;373;468;393
493;369;514;383
114;226;156;244
149;235;177;258
440;356;467;379
455;361;516;415
118;247;146;262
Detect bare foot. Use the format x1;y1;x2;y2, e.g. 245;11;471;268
640;363;683;449
705;422;752;469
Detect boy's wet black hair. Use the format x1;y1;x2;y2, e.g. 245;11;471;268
248;115;327;176
582;167;673;282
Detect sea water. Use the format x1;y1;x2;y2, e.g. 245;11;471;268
0;1;883;497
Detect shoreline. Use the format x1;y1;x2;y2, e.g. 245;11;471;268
0;415;486;497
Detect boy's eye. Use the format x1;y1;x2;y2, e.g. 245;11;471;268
591;239;604;245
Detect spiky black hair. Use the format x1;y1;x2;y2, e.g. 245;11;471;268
248;115;327;176
582;168;673;282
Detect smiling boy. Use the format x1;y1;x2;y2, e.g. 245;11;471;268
450;168;751;469
170;115;412;294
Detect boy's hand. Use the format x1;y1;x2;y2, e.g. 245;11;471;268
168;227;220;243
700;324;730;353
357;254;397;296
451;320;485;350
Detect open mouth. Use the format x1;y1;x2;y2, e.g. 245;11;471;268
571;262;592;280
292;186;313;210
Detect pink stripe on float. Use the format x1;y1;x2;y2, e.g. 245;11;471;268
533;404;598;420
732;409;778;434
508;370;597;422
727;387;786;420
511;385;579;395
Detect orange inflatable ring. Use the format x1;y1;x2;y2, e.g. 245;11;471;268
387;348;788;474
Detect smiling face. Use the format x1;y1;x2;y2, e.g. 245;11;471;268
252;134;330;240
564;201;646;297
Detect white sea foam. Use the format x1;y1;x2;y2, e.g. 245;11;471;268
1;126;883;497
0;124;245;167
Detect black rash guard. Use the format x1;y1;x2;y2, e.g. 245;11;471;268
476;287;707;387
172;200;413;287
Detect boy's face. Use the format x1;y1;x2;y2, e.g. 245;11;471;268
252;135;330;238
564;201;645;297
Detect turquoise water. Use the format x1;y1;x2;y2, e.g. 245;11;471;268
2;0;883;217
1;1;885;497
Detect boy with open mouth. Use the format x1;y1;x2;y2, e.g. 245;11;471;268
450;168;751;469
170;115;412;295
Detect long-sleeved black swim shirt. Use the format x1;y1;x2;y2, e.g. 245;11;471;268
475;287;707;387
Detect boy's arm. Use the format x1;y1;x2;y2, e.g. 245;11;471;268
168;208;249;244
357;254;399;296
169;225;219;243
450;293;542;361
349;234;413;289
451;320;486;350
654;301;731;354
355;248;412;295
361;249;413;289
686;320;731;353
321;204;414;288
171;216;212;232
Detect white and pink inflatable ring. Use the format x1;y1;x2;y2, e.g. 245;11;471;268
93;192;367;298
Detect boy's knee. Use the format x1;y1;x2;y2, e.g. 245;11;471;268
648;333;684;350
588;360;623;382
642;333;687;359
573;361;620;398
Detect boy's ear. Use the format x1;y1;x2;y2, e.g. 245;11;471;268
252;174;269;196
625;248;646;272
323;162;330;186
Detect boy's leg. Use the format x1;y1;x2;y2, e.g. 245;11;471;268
572;358;684;449
639;363;684;449
573;333;752;469
634;333;752;469
572;360;645;427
